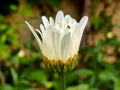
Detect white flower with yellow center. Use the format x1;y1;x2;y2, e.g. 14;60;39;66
25;11;88;72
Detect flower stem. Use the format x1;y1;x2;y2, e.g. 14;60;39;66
59;71;66;90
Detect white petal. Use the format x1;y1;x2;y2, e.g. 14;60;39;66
55;10;64;25
60;32;71;61
35;29;42;37
25;21;43;51
51;29;61;59
49;17;54;25
25;11;88;62
40;24;45;34
71;19;77;25
42;16;49;29
65;15;72;25
45;27;55;59
35;29;47;56
79;16;88;32
74;24;82;52
78;16;88;43
72;16;88;53
65;15;71;22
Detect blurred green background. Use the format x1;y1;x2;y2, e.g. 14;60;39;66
0;0;120;90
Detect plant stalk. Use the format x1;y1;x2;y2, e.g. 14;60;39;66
59;71;66;90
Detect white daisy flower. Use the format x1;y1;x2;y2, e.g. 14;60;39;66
25;10;88;72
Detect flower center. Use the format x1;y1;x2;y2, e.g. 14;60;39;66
42;54;79;72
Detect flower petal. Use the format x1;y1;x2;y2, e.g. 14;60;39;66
42;16;49;29
78;16;88;44
25;21;43;51
51;29;61;59
79;16;88;32
60;32;71;61
55;10;64;25
72;16;88;53
35;29;42;37
25;11;88;62
40;24;45;34
49;17;54;25
65;15;72;24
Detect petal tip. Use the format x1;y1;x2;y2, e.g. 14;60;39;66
83;16;88;22
25;21;29;25
57;10;63;13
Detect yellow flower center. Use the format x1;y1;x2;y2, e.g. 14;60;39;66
43;54;79;72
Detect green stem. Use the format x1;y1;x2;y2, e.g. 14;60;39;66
59;71;66;90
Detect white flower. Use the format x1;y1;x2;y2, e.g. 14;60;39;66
25;10;88;63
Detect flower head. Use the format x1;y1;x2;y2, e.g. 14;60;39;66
25;11;88;72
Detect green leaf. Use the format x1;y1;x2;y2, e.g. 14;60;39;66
98;70;116;81
9;4;18;12
27;0;39;6
74;69;94;76
18;79;30;85
0;14;4;21
14;87;37;90
0;84;13;90
80;46;94;54
29;70;47;85
91;16;102;30
45;0;61;8
21;68;47;85
10;67;18;85
1;35;7;43
12;39;19;47
67;84;89;90
102;62;116;72
0;24;9;31
108;39;120;47
114;78;120;90
21;3;32;17
66;69;94;85
0;46;10;58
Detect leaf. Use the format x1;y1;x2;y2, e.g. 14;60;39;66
74;69;94;76
108;39;120;47
1;34;7;43
45;0;61;8
29;70;47;85
0;24;9;31
0;45;10;58
66;69;94;85
98;70;116;81
10;67;18;85
21;3;32;17
114;78;120;90
0;14;4;21
67;84;89;90
102;62;116;72
14;87;37;90
0;84;13;90
9;4;18;12
80;46;94;54
12;39;19;47
91;16;103;30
